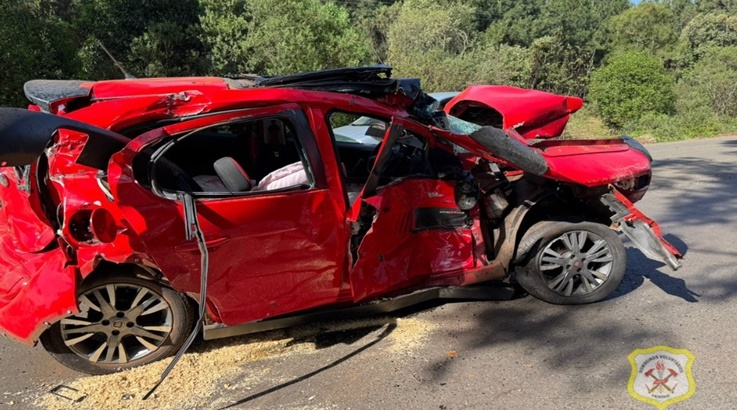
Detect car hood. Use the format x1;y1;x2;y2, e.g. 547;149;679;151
445;85;583;139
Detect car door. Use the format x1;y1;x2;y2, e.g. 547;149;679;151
344;118;475;302
108;104;349;325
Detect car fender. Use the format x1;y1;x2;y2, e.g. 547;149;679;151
0;239;78;345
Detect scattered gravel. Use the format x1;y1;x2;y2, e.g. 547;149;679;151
37;317;435;410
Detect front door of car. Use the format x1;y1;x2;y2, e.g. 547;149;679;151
343;118;476;302
108;104;349;325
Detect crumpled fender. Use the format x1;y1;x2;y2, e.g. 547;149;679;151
0;237;78;345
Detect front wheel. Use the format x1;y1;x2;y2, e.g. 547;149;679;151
514;220;626;305
40;273;195;375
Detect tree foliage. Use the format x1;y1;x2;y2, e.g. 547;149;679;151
0;0;79;106
244;0;371;75
609;3;680;54
589;51;676;128
387;0;477;91
680;47;737;117
199;0;251;75
0;0;736;141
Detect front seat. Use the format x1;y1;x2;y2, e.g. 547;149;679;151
213;157;253;193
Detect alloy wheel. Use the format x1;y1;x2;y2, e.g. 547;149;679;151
538;230;614;297
60;283;173;364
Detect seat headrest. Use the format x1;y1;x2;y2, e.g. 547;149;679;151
213;157;252;193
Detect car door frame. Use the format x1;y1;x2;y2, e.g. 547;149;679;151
108;103;351;325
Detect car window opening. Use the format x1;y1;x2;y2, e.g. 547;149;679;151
327;111;464;206
153;117;313;197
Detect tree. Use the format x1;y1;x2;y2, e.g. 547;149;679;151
0;0;79;106
608;3;680;54
386;0;478;91
74;0;207;79
353;2;402;64
680;47;737;116
681;13;737;59
128;21;208;77
527;36;596;96
539;0;630;50
474;0;546;47
589;51;676;128
199;0;251;75
244;0;371;75
696;0;737;14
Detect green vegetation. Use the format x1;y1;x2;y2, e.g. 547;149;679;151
1;0;737;141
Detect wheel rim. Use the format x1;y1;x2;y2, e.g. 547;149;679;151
538;230;614;297
60;283;173;365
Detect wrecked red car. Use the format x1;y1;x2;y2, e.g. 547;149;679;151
0;66;681;374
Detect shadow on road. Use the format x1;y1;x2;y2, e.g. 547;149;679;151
650;153;737;227
610;234;699;303
217;323;396;409
611;248;700;303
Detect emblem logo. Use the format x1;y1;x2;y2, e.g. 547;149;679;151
628;346;695;409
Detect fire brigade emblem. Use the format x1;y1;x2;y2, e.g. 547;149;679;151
628;346;695;409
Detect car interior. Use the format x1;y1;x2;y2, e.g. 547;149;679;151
151;118;310;195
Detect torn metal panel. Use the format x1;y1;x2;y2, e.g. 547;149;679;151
602;189;682;270
349;179;476;302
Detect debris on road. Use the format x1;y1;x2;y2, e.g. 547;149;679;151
37;317;435;409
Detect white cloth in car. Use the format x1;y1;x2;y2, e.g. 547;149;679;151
255;161;308;191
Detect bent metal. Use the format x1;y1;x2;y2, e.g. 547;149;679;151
0;67;681;382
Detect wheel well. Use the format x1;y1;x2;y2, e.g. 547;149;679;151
81;261;163;284
79;262;198;307
511;194;612;263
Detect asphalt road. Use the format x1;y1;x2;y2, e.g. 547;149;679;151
2;136;737;409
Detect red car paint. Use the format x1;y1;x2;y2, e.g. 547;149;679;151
446;85;584;139
0;72;681;346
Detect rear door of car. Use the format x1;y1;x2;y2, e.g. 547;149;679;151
108;104;349;325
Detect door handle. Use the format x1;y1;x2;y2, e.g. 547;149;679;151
174;236;230;252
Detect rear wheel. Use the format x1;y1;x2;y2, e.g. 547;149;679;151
514;220;626;305
40;274;195;375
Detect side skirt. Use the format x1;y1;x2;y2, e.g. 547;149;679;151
203;285;515;341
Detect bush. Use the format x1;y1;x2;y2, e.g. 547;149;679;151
588;51;676;128
679;46;737;117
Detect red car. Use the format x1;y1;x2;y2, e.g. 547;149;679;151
0;67;681;374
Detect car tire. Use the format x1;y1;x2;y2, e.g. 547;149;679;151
40;273;195;375
514;219;626;305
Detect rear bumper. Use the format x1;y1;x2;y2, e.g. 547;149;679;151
0;236;78;345
601;189;682;270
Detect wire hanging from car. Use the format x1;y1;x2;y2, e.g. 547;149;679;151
143;193;209;400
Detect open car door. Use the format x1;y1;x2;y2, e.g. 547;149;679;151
108;105;349;325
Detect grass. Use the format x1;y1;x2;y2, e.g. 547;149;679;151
562;107;617;140
562;107;737;143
